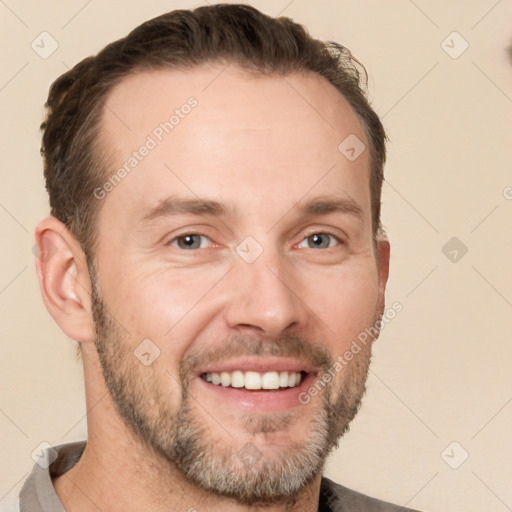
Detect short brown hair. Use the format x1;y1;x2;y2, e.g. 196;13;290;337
41;3;387;262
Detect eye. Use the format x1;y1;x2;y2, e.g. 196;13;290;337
168;233;213;250
297;232;341;249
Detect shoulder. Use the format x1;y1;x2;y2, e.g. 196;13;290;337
320;476;423;512
19;440;86;512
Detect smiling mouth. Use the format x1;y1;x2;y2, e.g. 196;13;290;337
200;370;308;391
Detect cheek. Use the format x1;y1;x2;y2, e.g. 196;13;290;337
100;263;229;350
303;263;379;351
99;252;379;363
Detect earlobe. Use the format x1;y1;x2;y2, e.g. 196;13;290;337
34;217;96;344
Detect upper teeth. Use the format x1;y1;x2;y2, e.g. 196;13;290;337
203;371;303;390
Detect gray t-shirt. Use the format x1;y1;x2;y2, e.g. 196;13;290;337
18;441;421;511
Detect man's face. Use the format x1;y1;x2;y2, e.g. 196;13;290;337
90;64;386;504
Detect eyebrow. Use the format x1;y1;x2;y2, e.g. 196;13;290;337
138;195;364;224
299;196;364;220
139;197;236;223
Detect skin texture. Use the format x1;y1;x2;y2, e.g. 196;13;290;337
35;63;390;512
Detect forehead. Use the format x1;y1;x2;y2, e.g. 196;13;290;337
97;64;370;226
101;63;364;146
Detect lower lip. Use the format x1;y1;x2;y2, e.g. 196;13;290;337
195;372;316;413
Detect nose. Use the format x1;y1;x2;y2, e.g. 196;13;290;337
222;244;309;337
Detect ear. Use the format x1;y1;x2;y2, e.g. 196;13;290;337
34;217;96;344
375;238;390;319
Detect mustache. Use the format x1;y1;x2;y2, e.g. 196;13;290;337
178;332;334;385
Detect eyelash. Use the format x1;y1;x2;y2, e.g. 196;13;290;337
167;231;344;251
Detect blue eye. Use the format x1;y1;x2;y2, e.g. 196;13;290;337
298;233;340;249
169;234;212;250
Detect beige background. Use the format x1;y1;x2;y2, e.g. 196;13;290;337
1;1;511;511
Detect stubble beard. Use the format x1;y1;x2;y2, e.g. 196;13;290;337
89;270;374;506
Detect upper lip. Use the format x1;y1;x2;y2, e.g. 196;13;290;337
195;357;317;376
